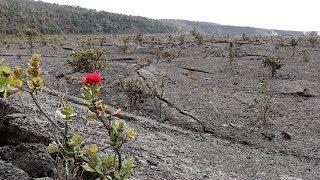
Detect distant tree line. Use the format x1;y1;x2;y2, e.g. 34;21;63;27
0;0;178;35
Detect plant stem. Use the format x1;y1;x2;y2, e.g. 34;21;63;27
91;101;123;171
30;91;63;133
116;148;122;171
64;121;69;147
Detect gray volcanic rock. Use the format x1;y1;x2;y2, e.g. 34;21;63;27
0;114;52;145
4;143;55;178
0;160;31;180
273;80;319;97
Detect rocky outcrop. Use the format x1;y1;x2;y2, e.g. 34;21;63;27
0;99;55;179
0;143;55;178
0;160;31;180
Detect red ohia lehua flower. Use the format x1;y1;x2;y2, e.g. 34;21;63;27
82;72;102;85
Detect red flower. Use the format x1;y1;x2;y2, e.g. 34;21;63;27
82;72;102;85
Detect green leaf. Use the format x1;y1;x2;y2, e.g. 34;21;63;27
86;110;97;121
47;142;60;154
90;154;101;166
83;144;98;155
0;81;6;93
2;88;7;99
113;171;121;180
119;156;134;179
82;163;96;173
1;66;12;77
56;109;66;119
94;165;103;175
101;155;116;173
70;133;83;147
57;103;76;120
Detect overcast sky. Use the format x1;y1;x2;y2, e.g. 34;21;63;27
37;0;320;31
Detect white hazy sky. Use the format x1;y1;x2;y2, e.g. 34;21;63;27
37;0;320;31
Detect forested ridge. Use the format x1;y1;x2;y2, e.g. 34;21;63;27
0;0;178;35
0;0;304;36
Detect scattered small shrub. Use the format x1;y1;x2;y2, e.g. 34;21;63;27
185;71;197;81
278;37;285;47
119;43;130;53
162;49;175;62
228;40;236;63
307;31;318;47
178;34;185;45
299;49;310;62
118;77;151;110
147;72;167;118
253;35;261;44
150;36;156;42
289;38;298;47
67;49;108;72
262;55;284;77
242;33;250;41
212;87;221;94
191;28;204;45
135;33;143;43
40;34;47;46
136;56;151;67
253;76;272;124
16;52;22;59
168;34;173;42
122;36;130;44
23;28;40;53
100;36;107;46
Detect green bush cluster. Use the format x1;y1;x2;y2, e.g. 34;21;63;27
262;55;284;77
67;49;108;72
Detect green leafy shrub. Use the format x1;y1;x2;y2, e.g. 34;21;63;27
262;55;284;77
67;49;108;72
